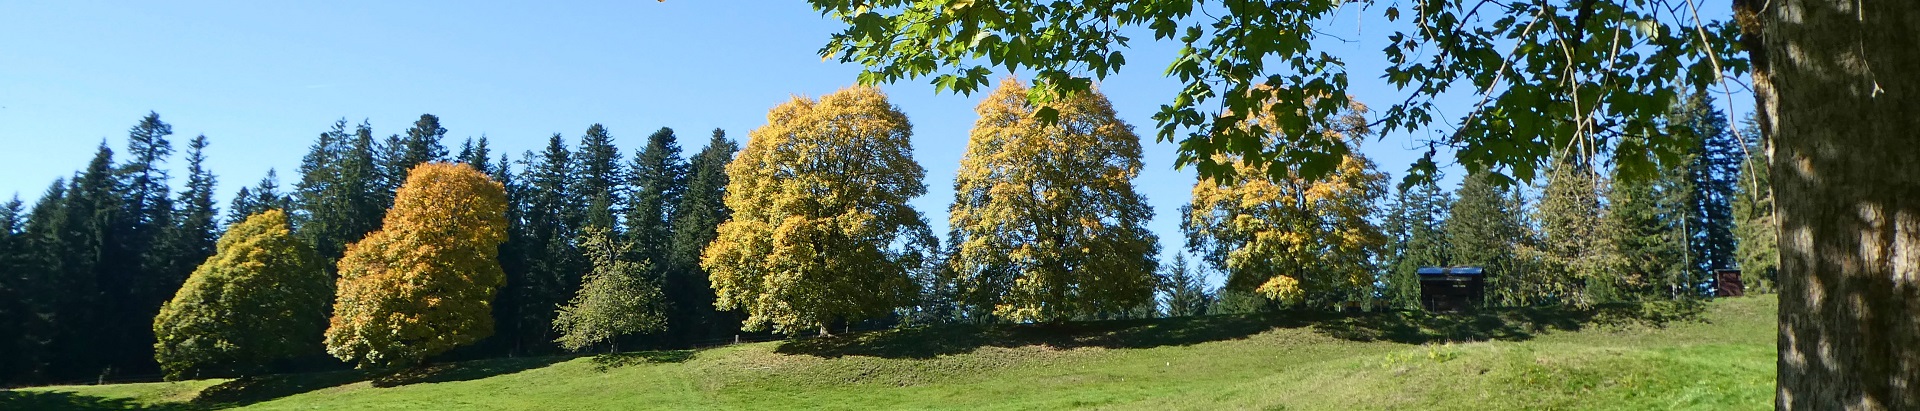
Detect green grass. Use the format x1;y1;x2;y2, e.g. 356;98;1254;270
4;296;1776;410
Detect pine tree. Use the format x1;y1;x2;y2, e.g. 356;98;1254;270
110;113;179;374
948;79;1160;322
576;124;625;231
664;129;740;342
1160;253;1211;317
1445;171;1530;307
294;120;386;275
167;135;220;298
704;87;932;335
505;136;583;353
1380;180;1452;308
625;127;684;267
1670;91;1741;281
552;227;666;352
1731;118;1776;293
325;163;507;368
227;169;289;225
456;136;493;175
153;210;328;380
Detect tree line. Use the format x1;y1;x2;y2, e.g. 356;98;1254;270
0;82;1774;385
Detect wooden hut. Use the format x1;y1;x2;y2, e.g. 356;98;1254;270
1714;269;1745;297
1418;266;1485;313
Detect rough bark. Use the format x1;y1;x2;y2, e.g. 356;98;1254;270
1765;0;1920;409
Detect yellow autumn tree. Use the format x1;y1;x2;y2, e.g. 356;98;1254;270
1182;96;1388;307
948;78;1158;322
153;209;329;380
324;162;508;368
703;86;933;336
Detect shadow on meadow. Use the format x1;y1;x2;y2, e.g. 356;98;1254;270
185;355;572;407
779;301;1704;359
587;349;696;372
0;390;203;411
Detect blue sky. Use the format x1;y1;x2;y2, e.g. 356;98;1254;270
0;1;1749;280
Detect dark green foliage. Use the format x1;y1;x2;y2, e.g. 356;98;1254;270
1609;164;1691;300
501;136;584;355
169;135;220;276
1730;118;1776;293
381;114;449;190
293;120;387;274
1669;92;1741;283
110;113;180;375
1160;253;1211;317
0;196;28;381
1446;171;1528;307
228;170;290;226
624;127;684;268
1380;180;1451;308
662;130;739;343
575;124;624;231
1208;288;1269;315
456;136;493;175
1532;156;1616;306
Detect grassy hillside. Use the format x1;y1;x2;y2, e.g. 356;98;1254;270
4;296;1776;410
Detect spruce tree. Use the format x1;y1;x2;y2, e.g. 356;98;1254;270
294;120;386;274
13;181;71;382
1731;119;1776;292
168;135;220;293
1609;162;1690;300
457;136;493;175
507;136;583;353
109;113;179;374
0;196;26;381
1670;91;1741;281
1445;171;1528;307
576;124;624;231
1530;154;1619;306
625;127;684;266
664;129;740;342
1160;253;1211;317
1380;180;1452;308
227;169;289;225
52;144;119;379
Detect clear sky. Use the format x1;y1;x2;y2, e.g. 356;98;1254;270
0;1;1749;281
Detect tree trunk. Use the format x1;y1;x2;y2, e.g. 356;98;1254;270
1762;0;1920;408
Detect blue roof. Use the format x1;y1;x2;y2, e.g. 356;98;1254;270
1417;266;1484;276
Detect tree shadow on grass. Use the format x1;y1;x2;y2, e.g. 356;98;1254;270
191;369;369;408
587;349;696;372
779;302;1704;359
369;356;572;388
0;390;205;411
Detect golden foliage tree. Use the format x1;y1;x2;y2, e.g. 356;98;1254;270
948;78;1159;322
1181;99;1388;306
153;209;329;380
703;86;932;335
325;162;508;368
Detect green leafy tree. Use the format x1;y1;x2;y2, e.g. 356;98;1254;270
703;87;932;336
153;210;328;380
948;79;1159;322
325;163;507;368
552;227;666;352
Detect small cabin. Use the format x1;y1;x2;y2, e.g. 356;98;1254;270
1418;266;1485;313
1713;269;1744;297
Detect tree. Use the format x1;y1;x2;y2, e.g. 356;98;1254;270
169;135;220;281
1380;180;1451;308
1445;171;1529;307
111;113;179;374
295;120;388;274
625;127;686;273
380;114;449;191
1607;159;1689;301
1159;253;1210;317
1530;155;1618;306
325;163;507;368
1181;99;1386;307
575;124;625;231
552;227;666;352
663;130;740;342
0;196;28;381
1668;91;1740;281
456;136;493;175
227;170;289;226
947;78;1159;322
703;87;933;335
153;210;328;380
1730;119;1774;293
48;144;118;379
502;136;585;354
810;0;1920;405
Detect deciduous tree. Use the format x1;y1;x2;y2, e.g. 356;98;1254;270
153;210;327;380
325;163;507;368
704;87;932;335
552;227;665;352
948;78;1158;322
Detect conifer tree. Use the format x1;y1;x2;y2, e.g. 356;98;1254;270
168;135;220;291
382;114;450;185
704;87;932;335
1670;91;1741;279
11;181;70;382
227;170;289;226
1380;180;1452;308
552;227;665;352
1609;161;1690;300
1160;253;1211;317
456;136;493;175
576;124;624;231
1731;119;1776;293
505;137;583;353
110;113;179;373
154;210;327;380
1445;171;1529;307
664;130;739;342
48;144;118;378
625;127;685;271
325;163;507;368
948;79;1159;322
294;120;386;274
0;196;27;381
1527;154;1619;306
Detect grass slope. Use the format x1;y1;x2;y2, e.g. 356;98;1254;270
5;296;1776;410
